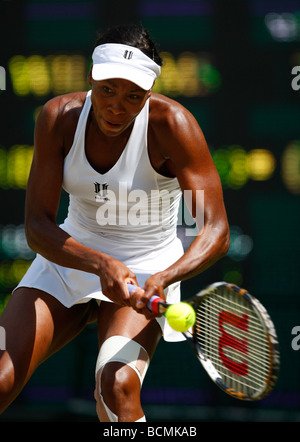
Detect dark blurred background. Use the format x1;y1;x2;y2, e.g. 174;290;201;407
0;0;300;422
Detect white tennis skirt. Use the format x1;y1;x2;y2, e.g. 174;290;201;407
14;219;185;342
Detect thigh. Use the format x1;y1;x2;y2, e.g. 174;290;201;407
97;302;162;359
0;287;97;390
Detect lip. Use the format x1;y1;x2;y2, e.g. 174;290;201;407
99;115;134;135
106;120;122;126
104;116;125;125
103;119;125;130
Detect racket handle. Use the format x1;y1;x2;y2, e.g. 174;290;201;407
127;283;164;314
147;295;164;314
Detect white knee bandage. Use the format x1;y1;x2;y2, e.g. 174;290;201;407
95;336;150;422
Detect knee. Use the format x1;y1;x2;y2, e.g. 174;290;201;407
94;336;150;422
100;362;138;404
0;354;16;413
95;362;142;422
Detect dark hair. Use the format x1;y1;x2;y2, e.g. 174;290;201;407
95;23;163;66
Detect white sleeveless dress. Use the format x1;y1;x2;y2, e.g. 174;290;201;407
15;91;185;341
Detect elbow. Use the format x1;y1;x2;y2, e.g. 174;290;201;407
25;222;38;253
221;232;230;258
25;217;45;253
221;227;231;257
216;224;230;260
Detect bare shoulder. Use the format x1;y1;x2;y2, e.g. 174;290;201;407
149;93;196;128
148;94;221;196
35;91;88;154
37;91;87;128
148;93;206;158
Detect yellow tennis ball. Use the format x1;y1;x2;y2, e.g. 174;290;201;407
165;302;196;332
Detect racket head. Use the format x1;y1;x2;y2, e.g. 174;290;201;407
184;282;280;401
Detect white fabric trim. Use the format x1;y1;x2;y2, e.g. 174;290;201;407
92;43;161;90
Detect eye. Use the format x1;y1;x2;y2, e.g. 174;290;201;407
128;93;143;101
102;86;113;94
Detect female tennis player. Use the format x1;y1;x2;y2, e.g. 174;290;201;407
0;24;229;422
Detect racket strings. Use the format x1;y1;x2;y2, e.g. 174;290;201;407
197;321;269;371
194;289;273;398
198;298;269;345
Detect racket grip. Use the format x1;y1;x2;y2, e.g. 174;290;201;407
127;283;164;314
147;295;164;314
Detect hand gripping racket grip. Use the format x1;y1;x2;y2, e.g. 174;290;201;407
127;283;164;314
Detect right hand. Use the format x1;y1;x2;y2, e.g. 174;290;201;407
99;254;140;307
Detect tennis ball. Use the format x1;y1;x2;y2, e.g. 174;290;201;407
165;302;196;332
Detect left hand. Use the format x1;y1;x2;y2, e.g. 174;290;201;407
129;274;166;318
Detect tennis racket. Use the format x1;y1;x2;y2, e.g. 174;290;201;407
128;281;280;401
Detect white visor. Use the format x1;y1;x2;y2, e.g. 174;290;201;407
91;43;161;91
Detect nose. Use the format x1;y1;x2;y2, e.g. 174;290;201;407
107;99;125;115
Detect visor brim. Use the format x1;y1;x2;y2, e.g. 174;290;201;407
91;64;155;91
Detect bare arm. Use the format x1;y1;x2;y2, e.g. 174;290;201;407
139;96;230;302
25;95;139;305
